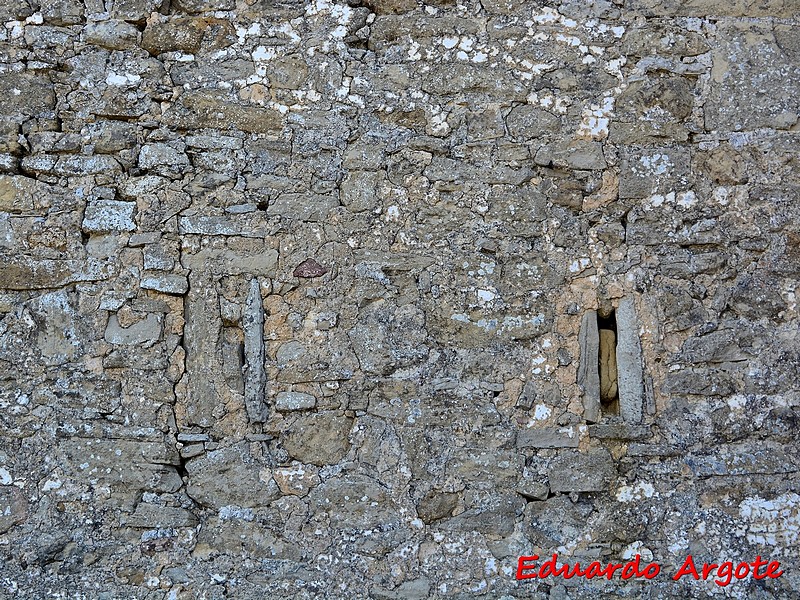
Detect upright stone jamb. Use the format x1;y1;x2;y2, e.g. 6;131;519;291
616;297;644;424
578;310;601;423
184;273;223;427
243;277;267;423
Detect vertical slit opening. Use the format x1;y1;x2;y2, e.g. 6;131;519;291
597;309;619;416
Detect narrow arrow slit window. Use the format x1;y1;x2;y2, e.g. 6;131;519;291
597;309;619;416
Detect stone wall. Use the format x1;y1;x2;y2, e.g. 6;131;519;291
0;0;798;598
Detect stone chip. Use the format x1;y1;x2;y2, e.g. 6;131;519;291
275;391;316;411
105;313;162;345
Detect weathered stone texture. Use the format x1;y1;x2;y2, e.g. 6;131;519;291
166;90;284;133
282;412;354;465
616;298;644;424
598;328;618;402
548;449;616;493
243;277;268;422
578;310;601;422
0;486;27;533
706;22;800;131
625;0;800;17
124;502;199;528
1;0;799;598
186;443;281;508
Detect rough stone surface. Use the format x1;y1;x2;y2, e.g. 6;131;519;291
293;257;329;278
548;449;616;493
81;200;137;232
139;273;188;295
0;486;27;533
272;463;320;497
275;391;316;411
104;313;162;345
517;427;580;449
243;277;267;422
616;297;645;424
578;310;601;423
599;328;618;403
185;443;281;509
282;413;353;466
124;503;199;528
1;1;799;598
183;274;224;427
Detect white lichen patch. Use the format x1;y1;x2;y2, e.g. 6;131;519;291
647;192;668;208
458;37;474;52
5;20;23;39
555;33;581;47
531;7;560;25
518;60;555;78
622;541;654;562
105;72;141;86
42;475;62;491
442;36;458;49
527;91;571;114
577;95;616;140
605;57;627;78
449;313;545;336
219;505;255;521
739;493;800;549
634;153;673;176
569;258;591;273
252;46;276;62
676;190;697;208
616;481;656;503
727;395;748;410
235;22;261;44
427;105;450;135
476;289;496;303
408;41;422;61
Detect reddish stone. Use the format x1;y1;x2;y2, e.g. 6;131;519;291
293;258;328;278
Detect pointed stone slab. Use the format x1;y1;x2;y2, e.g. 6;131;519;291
184;274;223;428
616;298;644;424
243;278;267;423
578;310;601;423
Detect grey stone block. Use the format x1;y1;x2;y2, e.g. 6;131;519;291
140;273;189;295
104;313;162;345
517;427;580;448
243;278;267;422
82;200;136;233
616;298;644;424
578;310;601;423
125;503;198;528
275;391;316;412
548;449;616;493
